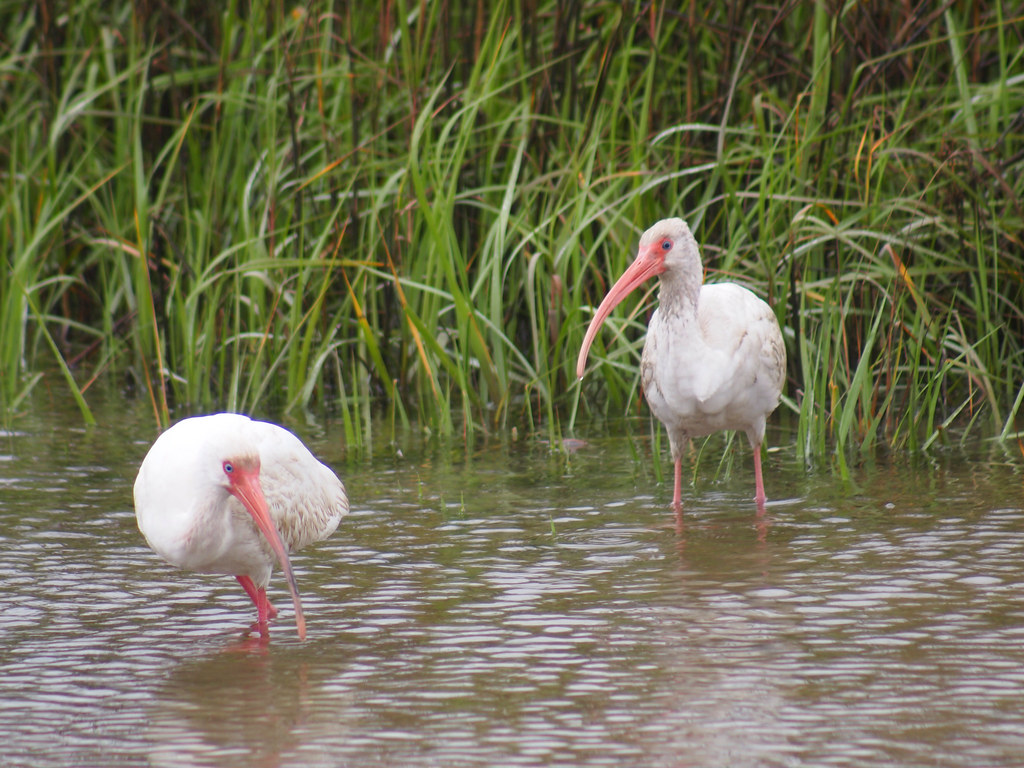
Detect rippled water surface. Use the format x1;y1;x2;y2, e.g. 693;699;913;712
2;397;1024;767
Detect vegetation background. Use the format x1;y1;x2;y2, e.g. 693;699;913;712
1;0;1022;468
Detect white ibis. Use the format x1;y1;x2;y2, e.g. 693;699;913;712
133;413;348;639
577;218;786;511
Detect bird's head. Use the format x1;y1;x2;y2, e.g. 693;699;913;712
218;453;267;533
576;218;701;379
219;453;261;496
636;217;700;273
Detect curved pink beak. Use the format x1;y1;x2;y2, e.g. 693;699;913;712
228;464;307;640
576;245;665;379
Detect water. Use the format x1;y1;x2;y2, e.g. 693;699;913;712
2;395;1024;767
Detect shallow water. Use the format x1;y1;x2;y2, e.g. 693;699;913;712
2;397;1024;767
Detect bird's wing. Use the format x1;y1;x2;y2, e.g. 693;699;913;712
694;283;786;409
251;422;349;551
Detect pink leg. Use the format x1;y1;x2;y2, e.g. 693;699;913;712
752;442;767;510
672;457;683;512
235;575;278;623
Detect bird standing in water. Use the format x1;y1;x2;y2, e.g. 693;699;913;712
577;218;785;512
134;413;348;639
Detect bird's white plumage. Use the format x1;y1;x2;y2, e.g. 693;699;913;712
643;281;785;449
134;413;348;588
577;217;785;509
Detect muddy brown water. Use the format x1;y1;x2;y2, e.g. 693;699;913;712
2;394;1024;767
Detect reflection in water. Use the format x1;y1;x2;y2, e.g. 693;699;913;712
1;403;1024;766
147;640;352;768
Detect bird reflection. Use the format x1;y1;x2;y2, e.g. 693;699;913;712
146;638;351;768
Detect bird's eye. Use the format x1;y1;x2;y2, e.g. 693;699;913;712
660;239;672;251
223;461;234;475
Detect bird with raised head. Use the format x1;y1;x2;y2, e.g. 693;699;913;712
577;218;786;513
134;413;348;639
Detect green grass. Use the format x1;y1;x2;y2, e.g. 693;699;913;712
1;1;1022;463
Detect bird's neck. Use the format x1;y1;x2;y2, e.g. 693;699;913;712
656;267;701;319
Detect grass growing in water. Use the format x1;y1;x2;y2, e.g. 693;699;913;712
1;1;1022;467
